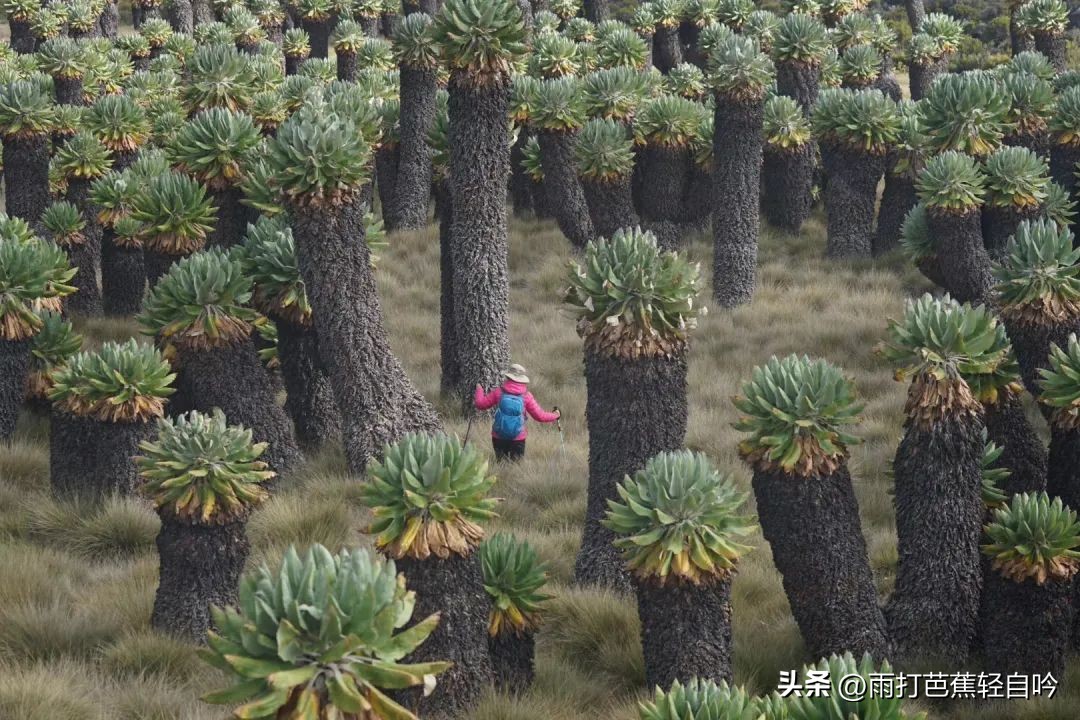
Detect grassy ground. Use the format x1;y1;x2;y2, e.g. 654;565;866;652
1;212;1079;719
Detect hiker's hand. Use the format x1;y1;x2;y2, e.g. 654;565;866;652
553;406;561;419
475;384;483;393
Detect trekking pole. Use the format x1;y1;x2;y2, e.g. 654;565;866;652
553;406;565;451
463;413;475;445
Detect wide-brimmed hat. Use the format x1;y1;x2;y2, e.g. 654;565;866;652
504;364;530;384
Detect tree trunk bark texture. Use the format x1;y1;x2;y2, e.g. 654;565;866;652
393;65;437;230
0;338;31;441
276;320;341;451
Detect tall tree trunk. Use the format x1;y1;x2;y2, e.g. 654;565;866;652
574;350;688;592
537;129;594;248
448;72;512;411
909;58;946;101
652;26;682;74
434;180;460;397
303;19;331;58
980;570;1072;677
3;135;50;222
289;194;442;475
984;394;1047;497
639;145;689;224
1034;31;1067;74
276;321;341;451
983;204;1040;261
151;516;249;642
581;175;638;240
8;19;35;54
905;0;925;30
582;0;607;22
1004;318;1080;396
65;177;104;316
776;60;820;115
393;65;437;229
753;465;889;660
285;55;305;76
54;77;84;106
763;144;814;233
52;416;153;499
489;632;534;693
376;143;400;230
820;144;887;259
0;338;31;441
336;51;357;81
874;170;917;257
1047;427;1080;514
712;93;764;307
1010;9;1034;56
886;411;985;664
926;207;994;305
166;0;194;33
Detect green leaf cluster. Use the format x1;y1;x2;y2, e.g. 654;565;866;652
1016;0;1069;35
763;94;811;149
84;93;149;152
787;653;926;720
432;0;527;82
36;37;86;80
41;201;84;247
916;150;986;214
49;338;175;422
129;171;216;255
838;44;880;86
26;310;81;400
282;27;311;58
639;679;764;720
575;117;635;181
983;145;1049;210
1003;71;1054;138
664;62;707;100
0;78;55;138
1039;333;1080;430
582;66;650;123
530;76;587;132
182;44;255;113
241;215;311;326
994;218;1080;325
0;237;77;341
634;93;704;148
919;71;1011;157
393;12;439;70
983;492;1080;584
169;107;260;190
530;32;579;79
708;33;774;101
773;12;829;65
595;25;648;70
52;129;111;181
479;532;551;637
811;87;900;155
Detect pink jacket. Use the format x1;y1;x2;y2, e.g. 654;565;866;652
474;381;559;440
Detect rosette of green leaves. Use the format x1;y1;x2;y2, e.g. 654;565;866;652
1006;50;1055;81
549;0;580;21
0;238;77;341
683;0;718;26
0;214;36;244
1017;0;1069;36
49;338;175;422
1039;332;1080;430
52;129;111;182
248;55;284;94
921;12;964;54
169;107;260;190
732;354;862;477
0;78;56;139
161;32;196;63
138;17;173;48
241;215;311;326
65;0;99;34
919;71;1010;157
112;216;143;249
819;46;841;87
995;218;1080;326
51;103;82;139
635;93;702;148
530;76;587;132
41;201;84;247
90;170;135;227
916;150;986;215
225;6;266;46
638;679;764;720
282;27;311;59
773;12;829;66
84;93;149;153
3;0;41;23
604;450;755;585
361;432;498;560
509;74;539;124
529;32;579;79
629;4;655;37
129;172;216;255
576;117;635;181
533;9;560;35
983;492;1080;584
715;0;752;30
138;408;272;522
250;0;285;28
565;226;701;358
983;145;1049;211
892;107;927;177
28;5;63;43
582;66;649;122
594;25;648;70
26;310;81;400
519;133;542;181
182;44;255;114
36;37;86;80
708;33;774;102
697;21;734;61
139;248;256;350
479;533;551;637
239;155;284;216
432;0;527;83
564;17;595;42
201;544;450;719
981;433;1010;508
393;12;439;70
838;43;880;86
787;653;927;720
248;90;285;133
1051;85;1080;148
812;87;900;155
664;63;707;100
354;37;394;71
1045;181;1076;230
1002;72;1054;141
832;11;873;51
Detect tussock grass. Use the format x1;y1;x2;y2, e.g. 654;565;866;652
26;495;158;560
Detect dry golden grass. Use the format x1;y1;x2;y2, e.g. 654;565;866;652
0;211;1073;718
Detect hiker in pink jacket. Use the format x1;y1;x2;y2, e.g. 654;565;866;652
474;363;560;461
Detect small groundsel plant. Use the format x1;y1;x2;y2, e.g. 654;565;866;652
362;432;498;560
1039;333;1080;429
604;450;756;585
241;215;311;326
200;544;451;719
0;238;77;340
763;94;811;150
26;310;81;400
49;339;175;422
637;678;763;720
983;492;1080;584
732;355;862;478
994;218;1080;325
981;433;1011;508
479;532;551;638
787;653;927;720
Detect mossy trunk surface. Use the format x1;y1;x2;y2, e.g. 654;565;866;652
166;0;194;34
538;129;594;249
289;194;441;475
448;73;513;411
49;410;92;497
754;466;889;661
1034;32;1067;74
3;134;50;222
192;0;214;26
489;632;535;694
980;570;1071;678
101;233;146;316
776;60;820;115
820;143;886;259
530;178;552;219
926;207;993;305
712;94;764;308
1003;318;1080;396
152;515;249;642
276;320;340;451
886;412;985;665
583;0;608;22
395;553;493;720
8;19;35;54
54;77;84;106
336;51;357;82
763;144;814;233
909;58;947;101
206;186;246;249
873;73;902;103
1004;130;1050;159
51;411;154;499
639;144;690;224
581;175;639;241
434;180;460;397
393;65;437;230
0;338;31;441
982;204;1039;261
636;576;734;688
376;143;400;230
984;395;1047;497
652;25;682;74
681;164;713;228
302;18;331;59
874;171;916;257
176;339;302;477
65;177;104;317
1048;426;1080;514
575;349;688;593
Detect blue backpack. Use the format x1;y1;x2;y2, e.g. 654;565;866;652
492;392;525;439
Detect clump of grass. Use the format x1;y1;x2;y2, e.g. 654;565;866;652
0;441;48;492
246;493;360;558
0;543;84;607
26;496;158;560
0;660;108;720
99;632;204;682
0;601;128;661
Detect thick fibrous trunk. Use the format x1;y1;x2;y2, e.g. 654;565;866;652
303;19;331;58
636;576;734;689
886;412;985;664
874;73;902;103
176;339;302;476
1005;319;1080;396
152;516;248;642
981;570;1071;677
1034;32;1067;73
874;171;917;256
984;395;1047;497
489;632;534;694
582;0;608;22
166;0;194;34
99;0;120;38
820;143;887;259
753;465;889;660
575;350;688;593
54;77;84;106
1048;427;1080;514
206;188;245;249
763;144;814;233
639;144;689;223
65;177;104;317
905;0;925;31
530;178;551;219
395;553;493;720
289;194;441;474
434;180;459;397
909;58;947;101
652;26;682;74
102;237;146;315
982;204;1039;261
376;143;400;230
336;51;357;82
448;73;512;410
537;129;594;248
276;321;340;451
776;60;820;115
1004;130;1049;159
925;207;993;305
192;0;214;26
51;410;154;498
0;338;31;441
1050;144;1080;204
681;164;712;229
3;135;50;222
359;16;380;37
712;94;764;307
285;55;305;75
8;19;35;54
393;65;437;230
49;411;93;496
581;175;639;240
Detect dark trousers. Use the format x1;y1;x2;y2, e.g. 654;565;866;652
492;437;526;462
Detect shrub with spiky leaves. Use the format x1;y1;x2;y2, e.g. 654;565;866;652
282;28;311;59
361;432;498;560
0;79;55;138
26;310;80;400
0;238;77;340
839;44;879;86
1051;85;1080;148
241;215;310;326
733;354;862;477
916;150;986;215
774;12;829;66
697;21;734;61
984;146;1049;211
479;533;551;637
530;76;587;132
664;63;707;101
394;12;439;70
201;544;449;720
138;409;271;522
49;339;175;422
182;44;255;113
708;34;774;102
595;25;648;70
635;94;702;148
36;37;86;80
604;450;755;585
1003;71;1054;140
41;201;84;247
921;12;965;54
638;679;763;720
225;6;265;46
565;227;702;359
920;72;1011;157
744;10;779;52
576;117;635;181
763;94;811;149
994;218;1080;326
1007;51;1056;81
981;433;1011;508
129;172;216;255
582;67;649;122
1045;181;1076;230
89;170;136;227
0;214;37;244
432;0;527;84
519;134;542;181
169;107;260;190
832;11;873;51
1017;0;1069;35
530;33;578;79
983;492;1080;584
139;248;255;351
1039;332;1080;430
3;0;41;23
812;87;900;156
509;75;539;124
52;130;111;181
65;0;99;35
787;653;927;720
84;94;149;153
